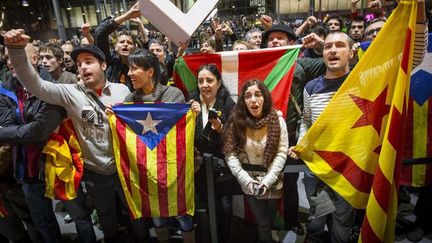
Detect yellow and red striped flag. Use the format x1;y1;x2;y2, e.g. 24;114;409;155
43;119;84;200
108;103;195;219
295;1;417;242
401;33;432;188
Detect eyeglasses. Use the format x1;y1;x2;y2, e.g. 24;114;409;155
244;91;263;100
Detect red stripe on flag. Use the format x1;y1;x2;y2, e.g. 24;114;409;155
401;99;413;185
387;106;404;151
401;29;412;73
173;72;187;97
117;119;132;195
394;100;407;192
270;64;296;117
176;116;187;214
157;139;168;216
404;98;414;159
315;150;374;193
184;54;222;78
361;216;382;243
238;49;288;95
136;135;151;217
427;99;432;158
54;177;67;199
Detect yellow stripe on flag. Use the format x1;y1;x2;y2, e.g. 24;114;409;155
166;126;178;216
109;114;141;218
126;125;142;218
185;111;195;215
147;146;160;217
412;101;428;186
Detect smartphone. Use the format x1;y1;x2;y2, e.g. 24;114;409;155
208;108;219;120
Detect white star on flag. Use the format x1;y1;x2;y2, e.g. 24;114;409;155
137;113;162;135
411;47;431;75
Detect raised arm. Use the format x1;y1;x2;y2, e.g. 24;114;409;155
81;23;94;46
3;29;71;106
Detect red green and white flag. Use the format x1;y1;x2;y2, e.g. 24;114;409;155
174;46;301;118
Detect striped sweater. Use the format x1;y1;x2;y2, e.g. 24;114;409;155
298;73;349;142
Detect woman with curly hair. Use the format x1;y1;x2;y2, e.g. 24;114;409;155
223;79;288;243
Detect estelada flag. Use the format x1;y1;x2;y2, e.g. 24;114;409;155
401;33;432;187
295;1;417;242
43;119;84;200
108;103;195;219
174;46;300;118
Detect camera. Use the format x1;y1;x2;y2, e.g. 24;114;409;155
208;108;219;120
253;184;264;195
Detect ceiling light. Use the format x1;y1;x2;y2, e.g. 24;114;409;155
22;0;29;7
66;0;72;10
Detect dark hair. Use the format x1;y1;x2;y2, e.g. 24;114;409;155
325;15;344;29
128;49;160;84
117;29;136;44
223;80;276;162
39;43;64;63
228;79;272;138
196;63;231;99
350;16;367;30
325;31;355;49
197;63;222;81
148;39;166;52
310;22;330;38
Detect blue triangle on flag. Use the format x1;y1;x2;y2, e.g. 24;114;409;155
410;33;432;106
112;103;190;150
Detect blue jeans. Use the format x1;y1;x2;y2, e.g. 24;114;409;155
21;183;62;243
153;215;194;232
62;186;96;243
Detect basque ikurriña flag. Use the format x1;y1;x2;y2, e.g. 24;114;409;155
295;1;418;242
174;46;300;118
108;103;195;219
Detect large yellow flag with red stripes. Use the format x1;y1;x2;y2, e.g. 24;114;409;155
295;1;417;242
108;103;195;219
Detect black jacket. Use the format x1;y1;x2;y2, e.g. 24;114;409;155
287;58;326;146
0;71;66;183
190;87;235;158
94;17;134;91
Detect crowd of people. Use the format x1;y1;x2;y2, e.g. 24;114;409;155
0;0;430;243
